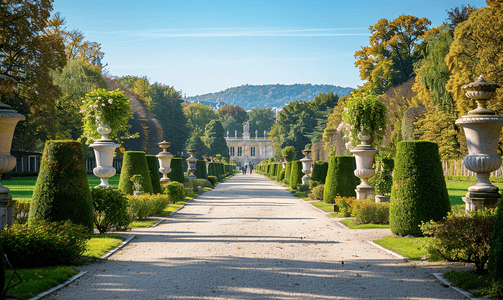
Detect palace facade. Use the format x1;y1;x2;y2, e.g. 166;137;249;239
225;121;273;166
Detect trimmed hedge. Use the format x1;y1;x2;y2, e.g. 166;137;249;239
195;160;208;179
208;162;220;180
323;155;356;203
276;164;284;181
29;140;94;232
118;151;153;195
168;157;185;183
146;155;162;194
311;161;329;184
488;197;503;282
390;141;451;236
289;160;304;189
285;162;292;183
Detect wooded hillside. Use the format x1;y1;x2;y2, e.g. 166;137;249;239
187;84;353;110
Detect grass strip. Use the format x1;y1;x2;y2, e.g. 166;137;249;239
310;201;336;212
5;266;77;299
130;219;158;228
339;218;390;229
373;235;443;261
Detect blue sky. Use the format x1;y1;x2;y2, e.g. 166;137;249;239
53;0;488;97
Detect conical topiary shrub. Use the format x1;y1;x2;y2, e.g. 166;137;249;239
29;140;94;232
285;162;292;183
289;161;304;189
146;155;162;194
488;198;503;286
390;141;451;236
195;160;208;179
168;157;184;183
311;161;329;184
323;156;356;203
276;165;284;182
118;151;153;195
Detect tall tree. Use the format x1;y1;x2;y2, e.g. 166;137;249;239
248;108;275;138
1;0;67;151
203;120;229;157
216;104;248;137
355;15;431;94
183;102;219;134
150;83;189;156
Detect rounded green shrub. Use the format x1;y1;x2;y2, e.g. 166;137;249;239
285;162;292;183
282;146;296;161
118;151;153;195
195;160;208;179
146;155;162;194
276;165;284;181
29;140;93;232
168;157;185;183
390;141;451;236
165;181;186;203
207;175;218;186
311;161;329;184
488;197;503;283
323;156;356;203
91;187;131;234
278;170;285;182
1;220;88;268
289;160;304;189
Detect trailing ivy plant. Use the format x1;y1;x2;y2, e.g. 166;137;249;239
342;90;387;147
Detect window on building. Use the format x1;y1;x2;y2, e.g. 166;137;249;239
250;147;255;156
237;147;243;156
259;147;263;156
229;147;235;156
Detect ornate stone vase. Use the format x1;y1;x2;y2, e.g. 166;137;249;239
90;119;118;188
0;75;25;230
156;141;174;185
186;149;198;180
455;75;503;211
300;150;312;184
350;132;378;200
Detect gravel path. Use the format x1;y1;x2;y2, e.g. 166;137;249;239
43;173;465;299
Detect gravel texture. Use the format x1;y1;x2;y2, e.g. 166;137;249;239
42;173;466;299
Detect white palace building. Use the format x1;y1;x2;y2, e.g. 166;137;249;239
225;121;273;166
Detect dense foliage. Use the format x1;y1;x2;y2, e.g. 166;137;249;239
29;141;94;232
91;187;131;234
168;157;185;183
311;161;328;184
1;220;89;268
118;151;153;194
145;155;162;194
289;161;303;189
323;156;356;203
390;141;451;236
488;199;503;283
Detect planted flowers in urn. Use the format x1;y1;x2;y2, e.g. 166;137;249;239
341;90;387;200
80;89;135;188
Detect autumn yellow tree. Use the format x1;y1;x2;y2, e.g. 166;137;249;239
355;15;431;94
446;3;503;117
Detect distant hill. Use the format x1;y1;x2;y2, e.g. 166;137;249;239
186;84;354;110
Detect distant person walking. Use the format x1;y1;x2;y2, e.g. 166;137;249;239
248;162;254;174
242;164;247;175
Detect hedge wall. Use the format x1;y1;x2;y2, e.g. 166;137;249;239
118;151;153;195
29;140;94;232
311;161;328;184
195;160;208;179
146;155;162;194
323;156;356;203
389;141;451;236
289;160;304;189
285;162;292;182
168;157;185;183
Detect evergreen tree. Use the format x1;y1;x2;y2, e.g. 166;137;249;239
203;120;229;157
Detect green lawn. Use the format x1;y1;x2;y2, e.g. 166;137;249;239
5;234;125;299
373;235;442;261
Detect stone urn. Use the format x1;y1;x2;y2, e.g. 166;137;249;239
89;120;118;188
156;140;174;186
281;157;287;170
455;75;503;211
186;149;198;180
202;154;211;172
300;150;312;184
0;75;25;230
350;132;378;200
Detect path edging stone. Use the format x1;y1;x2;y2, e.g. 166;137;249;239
433;273;480;300
366;240;410;260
